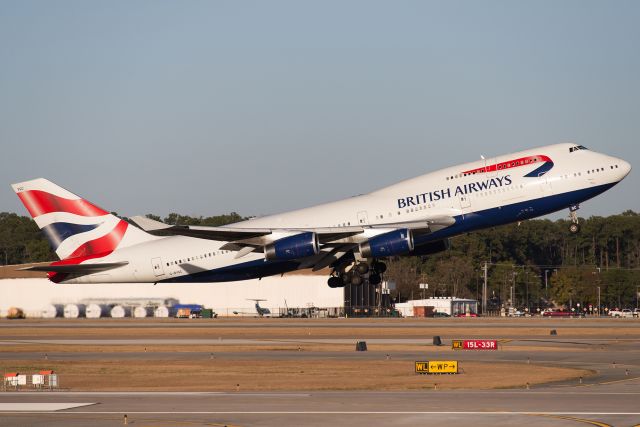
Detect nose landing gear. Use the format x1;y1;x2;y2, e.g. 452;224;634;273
569;205;581;234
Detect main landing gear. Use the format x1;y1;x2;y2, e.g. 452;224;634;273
569;205;581;234
327;260;387;288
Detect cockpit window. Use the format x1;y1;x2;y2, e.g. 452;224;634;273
569;145;589;153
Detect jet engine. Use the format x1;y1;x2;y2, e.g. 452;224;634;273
359;229;414;258
265;232;319;260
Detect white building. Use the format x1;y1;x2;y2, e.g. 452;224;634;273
395;297;478;317
0;265;343;318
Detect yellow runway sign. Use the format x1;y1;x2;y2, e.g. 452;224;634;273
415;360;459;374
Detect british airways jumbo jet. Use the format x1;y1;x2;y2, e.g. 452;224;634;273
11;143;631;287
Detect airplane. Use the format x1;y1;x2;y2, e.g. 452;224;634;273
250;299;271;317
232;299;271;317
11;143;631;287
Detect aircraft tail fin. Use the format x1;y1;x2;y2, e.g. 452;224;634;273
11;178;157;261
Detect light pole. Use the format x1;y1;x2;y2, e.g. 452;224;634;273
482;262;488;315
543;268;556;301
597;286;601;317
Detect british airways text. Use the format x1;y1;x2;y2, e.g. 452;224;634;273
397;175;513;208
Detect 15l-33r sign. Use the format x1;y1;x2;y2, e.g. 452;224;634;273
452;339;498;350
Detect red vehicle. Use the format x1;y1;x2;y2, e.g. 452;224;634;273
542;310;584;318
455;313;478;317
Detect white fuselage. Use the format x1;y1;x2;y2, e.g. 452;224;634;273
65;143;631;283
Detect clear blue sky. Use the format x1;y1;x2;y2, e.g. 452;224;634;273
1;0;638;219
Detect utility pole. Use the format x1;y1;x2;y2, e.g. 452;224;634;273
482;261;489;316
482;262;488;315
544;270;549;297
597;286;601;317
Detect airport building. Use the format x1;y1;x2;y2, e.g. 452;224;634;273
395;297;479;317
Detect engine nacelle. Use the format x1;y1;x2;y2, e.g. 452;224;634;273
265;232;319;261
359;229;414;258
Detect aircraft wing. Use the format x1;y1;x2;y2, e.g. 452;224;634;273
130;215;364;244
130;214;456;264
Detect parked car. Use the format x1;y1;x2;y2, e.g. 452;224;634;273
609;309;634;318
455;313;478;317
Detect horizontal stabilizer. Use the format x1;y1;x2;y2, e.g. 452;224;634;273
18;261;129;274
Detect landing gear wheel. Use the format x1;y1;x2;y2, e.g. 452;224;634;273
373;261;387;274
568;205;580;234
351;274;363;286
328;276;344;288
356;262;370;275
369;273;382;285
341;273;352;286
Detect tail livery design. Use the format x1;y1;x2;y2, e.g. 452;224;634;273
11;178;154;281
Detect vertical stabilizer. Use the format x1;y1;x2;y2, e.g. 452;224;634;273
11;178;157;262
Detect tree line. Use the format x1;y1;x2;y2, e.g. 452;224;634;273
387;210;640;311
1;210;639;309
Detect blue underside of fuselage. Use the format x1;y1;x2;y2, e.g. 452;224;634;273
160;182;617;283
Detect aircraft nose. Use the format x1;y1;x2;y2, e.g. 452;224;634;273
614;158;631;181
620;159;631;177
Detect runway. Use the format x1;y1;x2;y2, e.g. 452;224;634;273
1;385;640;427
1;317;638;426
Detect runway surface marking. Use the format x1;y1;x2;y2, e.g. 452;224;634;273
0;403;96;411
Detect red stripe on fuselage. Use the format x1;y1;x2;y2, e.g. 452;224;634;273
462;155;552;175
17;190;108;218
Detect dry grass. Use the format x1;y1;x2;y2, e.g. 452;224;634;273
0;358;589;391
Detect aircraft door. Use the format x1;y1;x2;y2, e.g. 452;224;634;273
357;211;369;225
459;195;471;218
151;257;165;277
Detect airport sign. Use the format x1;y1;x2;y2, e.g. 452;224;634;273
452;339;498;350
415;360;459;374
